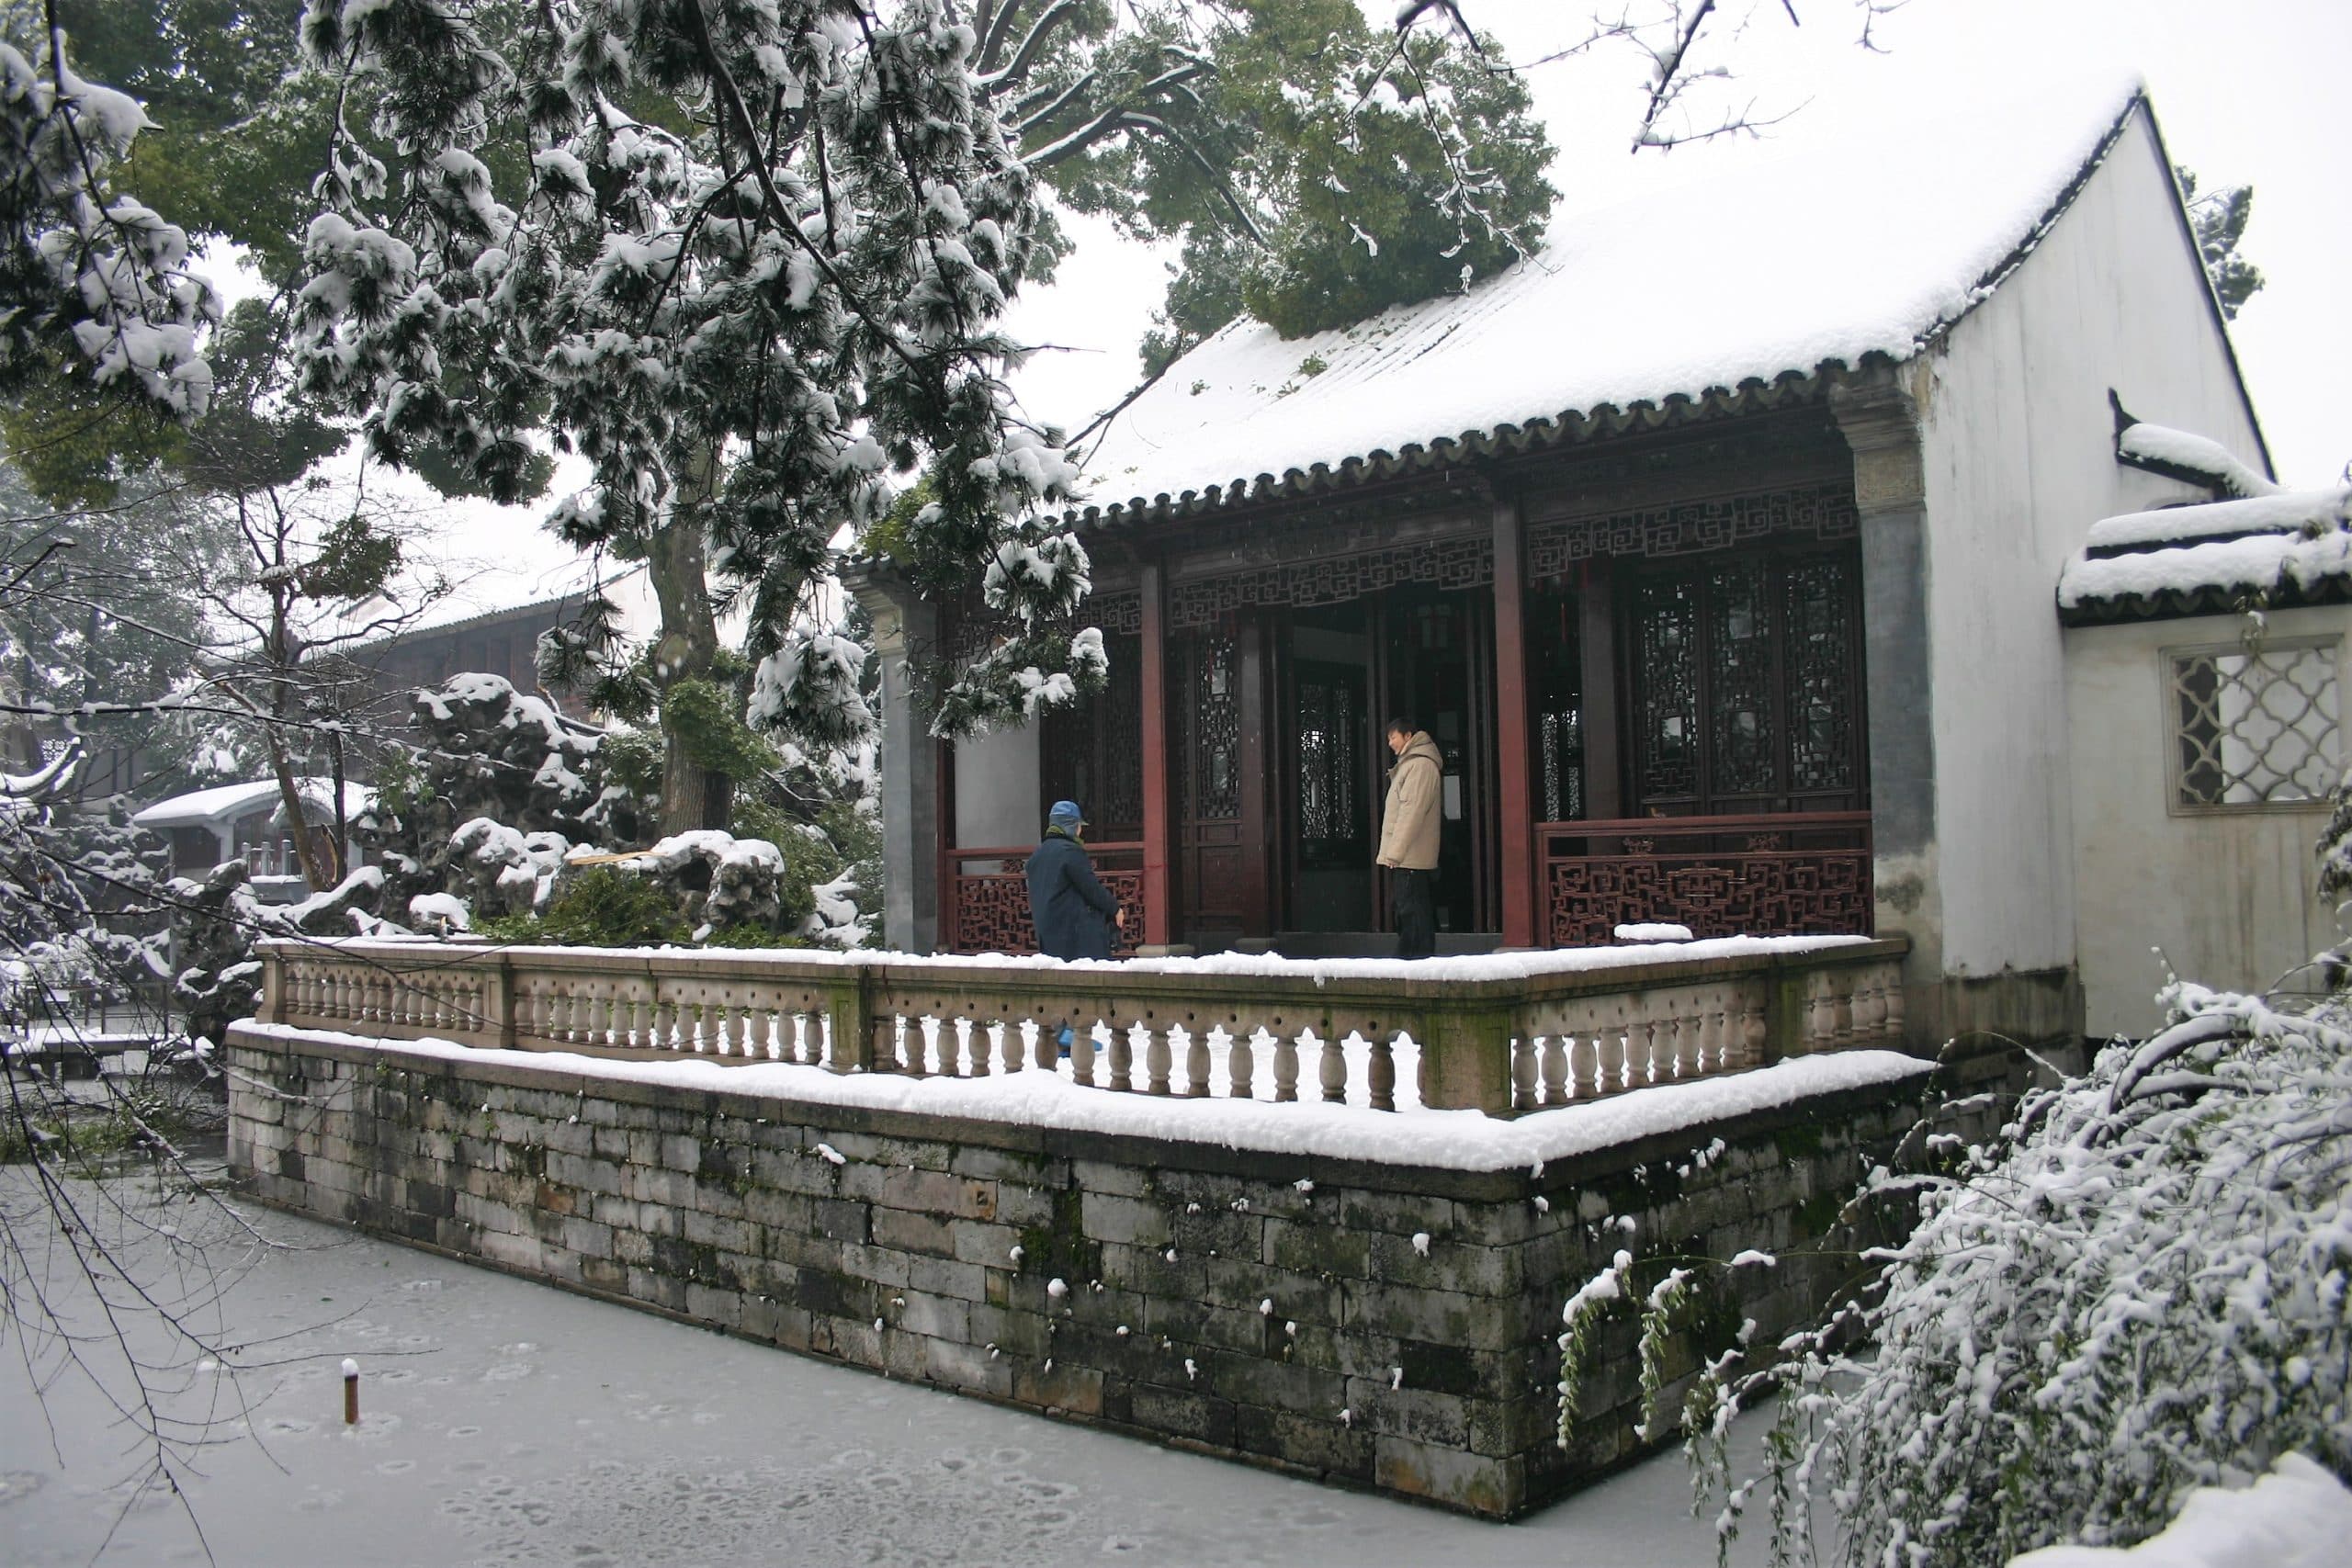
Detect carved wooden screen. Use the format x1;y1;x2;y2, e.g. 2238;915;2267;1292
1173;627;1252;938
1626;547;1865;816
1041;631;1143;840
1532;585;1585;823
1294;663;1367;869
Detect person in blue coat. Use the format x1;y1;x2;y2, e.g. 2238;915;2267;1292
1026;799;1124;961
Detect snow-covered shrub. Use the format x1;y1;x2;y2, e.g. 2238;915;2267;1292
1571;966;2352;1568
1;750;171;1029
445;817;569;919
163;861;390;1045
607;831;791;936
476;866;684;948
165;860;265;1048
356;672;637;914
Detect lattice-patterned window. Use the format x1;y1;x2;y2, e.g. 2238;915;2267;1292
2168;636;2342;811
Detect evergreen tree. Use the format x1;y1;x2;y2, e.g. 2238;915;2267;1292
2176;164;2265;321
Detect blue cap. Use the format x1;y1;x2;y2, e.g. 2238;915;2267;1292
1048;800;1085;831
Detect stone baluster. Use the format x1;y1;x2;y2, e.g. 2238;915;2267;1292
1186;1029;1211;1098
1680;1003;1708;1077
1882;974;1905;1045
1227;1028;1257;1100
1106;1021;1134;1092
1318;1033;1349;1104
1368;1036;1396;1112
1625;1016;1655;1088
985;1020;1011;1075
1851;979;1883;1050
1510;1036;1538;1111
1272;1032;1300;1102
1069;1021;1097;1087
1540;1032;1569;1106
1569;1032;1600;1100
1029;1017;1054;1073
1738;993;1769;1068
1146;1024;1171;1095
1597;1025;1628;1096
746;1005;774;1061
1807;975;1835;1052
1832;978;1856;1050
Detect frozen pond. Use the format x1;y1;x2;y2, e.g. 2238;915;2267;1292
0;1169;1770;1566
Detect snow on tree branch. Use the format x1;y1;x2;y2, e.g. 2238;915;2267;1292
0;29;220;416
294;0;1091;744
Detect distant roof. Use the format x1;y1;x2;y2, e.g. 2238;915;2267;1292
132;778;374;831
1070;74;2150;525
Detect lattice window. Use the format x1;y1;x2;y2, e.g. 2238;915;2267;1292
1783;557;1860;794
1297;676;1359;844
1633;578;1701;802
2169;637;2342;810
1042;631;1143;838
1193;634;1240;821
1627;547;1864;814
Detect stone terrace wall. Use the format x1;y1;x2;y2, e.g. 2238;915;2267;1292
225;1024;1991;1517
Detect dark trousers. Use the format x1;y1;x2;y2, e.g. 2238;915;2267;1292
1390;867;1437;959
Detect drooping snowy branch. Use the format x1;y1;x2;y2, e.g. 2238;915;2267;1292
0;32;219;415
294;0;1090;743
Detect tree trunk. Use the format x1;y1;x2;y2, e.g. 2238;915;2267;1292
647;453;729;837
264;576;338;892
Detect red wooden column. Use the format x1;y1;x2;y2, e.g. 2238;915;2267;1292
1491;489;1537;948
1137;559;1176;948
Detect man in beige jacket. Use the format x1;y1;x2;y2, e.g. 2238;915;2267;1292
1377;718;1442;959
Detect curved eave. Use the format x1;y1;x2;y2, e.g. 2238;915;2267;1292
1061;364;1851;534
2058;572;2352;628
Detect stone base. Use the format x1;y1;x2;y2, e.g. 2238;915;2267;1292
226;1024;1999;1517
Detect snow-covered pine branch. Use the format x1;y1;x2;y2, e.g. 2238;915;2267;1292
1565;950;2352;1566
295;0;1091;750
0;33;220;416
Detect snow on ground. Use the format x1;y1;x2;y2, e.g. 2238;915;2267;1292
236;1021;1931;1173
2009;1456;2352;1568
0;1168;1778;1567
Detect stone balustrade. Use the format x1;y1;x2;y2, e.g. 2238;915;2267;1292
256;937;1911;1116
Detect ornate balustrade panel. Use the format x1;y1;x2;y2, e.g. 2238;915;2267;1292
1539;812;1873;949
256;936;1910;1119
943;842;1145;957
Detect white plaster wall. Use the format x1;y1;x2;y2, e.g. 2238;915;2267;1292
953;724;1043;849
2066;606;2344;1038
1915;104;2269;979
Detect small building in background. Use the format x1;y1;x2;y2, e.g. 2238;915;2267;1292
131;778;374;902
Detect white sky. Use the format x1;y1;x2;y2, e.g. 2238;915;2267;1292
1005;0;2351;486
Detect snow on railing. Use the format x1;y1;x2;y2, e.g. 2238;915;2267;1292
253;937;1908;1116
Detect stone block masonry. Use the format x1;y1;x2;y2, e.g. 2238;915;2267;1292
225;1023;1986;1518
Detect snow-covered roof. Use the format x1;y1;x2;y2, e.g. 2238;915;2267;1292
132;777;375;831
1070;74;2148;525
2060;480;2352;624
2112;419;2281;501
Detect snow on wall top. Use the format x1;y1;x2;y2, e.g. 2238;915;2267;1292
2113;420;2281;500
132;777;374;830
2084;489;2347;553
240;1021;1931;1174
2062;420;2351;615
1073;74;2146;520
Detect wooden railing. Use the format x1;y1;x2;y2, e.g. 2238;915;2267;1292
1538;811;1874;949
254;935;1909;1117
942;840;1144;956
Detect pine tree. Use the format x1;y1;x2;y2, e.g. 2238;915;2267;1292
2176;164;2265;321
